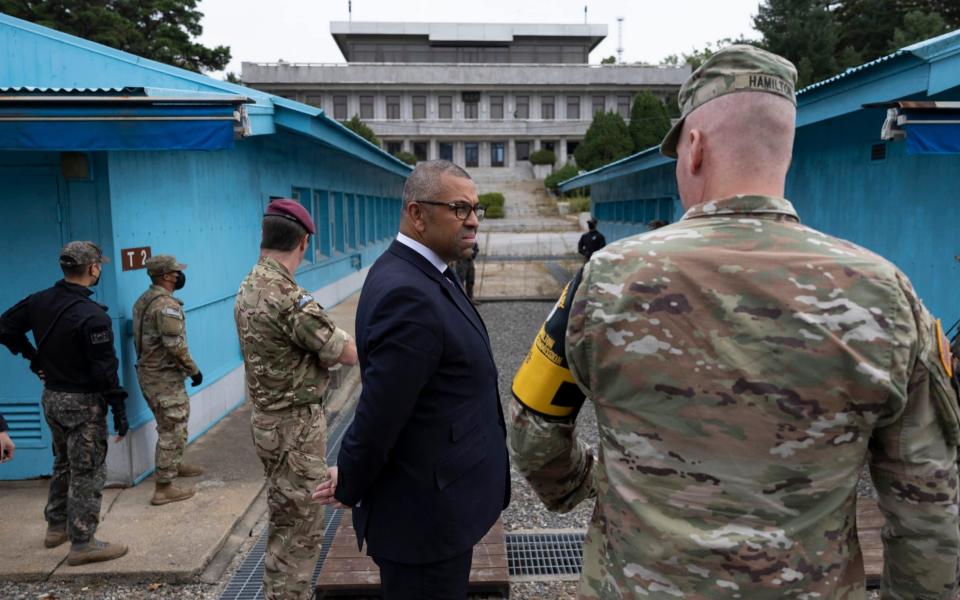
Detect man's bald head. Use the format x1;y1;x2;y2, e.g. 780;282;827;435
675;91;796;208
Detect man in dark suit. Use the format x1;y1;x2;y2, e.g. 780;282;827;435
314;160;509;599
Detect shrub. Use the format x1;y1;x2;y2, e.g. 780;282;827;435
478;192;505;209
484;204;505;219
529;149;556;165
544;163;580;195
568;196;591;213
574;112;634;172
342;114;380;147
393;151;417;166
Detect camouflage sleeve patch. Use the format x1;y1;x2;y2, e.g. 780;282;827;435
158;304;184;337
507;398;596;513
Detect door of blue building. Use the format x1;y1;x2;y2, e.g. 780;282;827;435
0;164;66;480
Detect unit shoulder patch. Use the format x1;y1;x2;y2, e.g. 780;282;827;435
162;306;183;319
297;293;317;309
89;327;111;345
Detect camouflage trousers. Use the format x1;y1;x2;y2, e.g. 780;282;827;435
251;404;328;600
138;369;190;484
41;389;107;544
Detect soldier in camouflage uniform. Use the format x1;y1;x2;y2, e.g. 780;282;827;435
0;241;129;565
235;199;358;600
509;46;960;599
133;254;204;506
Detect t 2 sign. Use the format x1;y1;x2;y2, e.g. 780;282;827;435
121;246;152;271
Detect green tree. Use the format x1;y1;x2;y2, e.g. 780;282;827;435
574;112;634;172
0;0;230;73
628;92;671;151
889;9;950;50
342;115;380;147
600;55;617;64
753;0;840;87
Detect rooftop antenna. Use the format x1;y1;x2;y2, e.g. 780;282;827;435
616;16;624;64
348;0;352;22
584;5;588;24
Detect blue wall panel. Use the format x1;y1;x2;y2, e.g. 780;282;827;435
107;131;405;431
590;161;680;244
788;108;960;322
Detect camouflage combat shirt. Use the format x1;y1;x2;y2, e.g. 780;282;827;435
133;285;198;378
510;195;960;599
234;256;349;412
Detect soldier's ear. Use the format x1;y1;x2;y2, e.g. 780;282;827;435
686;129;704;175
299;234;310;253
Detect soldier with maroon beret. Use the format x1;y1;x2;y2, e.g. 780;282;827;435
235;199;358;599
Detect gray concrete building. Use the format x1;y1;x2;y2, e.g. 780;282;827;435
242;22;690;168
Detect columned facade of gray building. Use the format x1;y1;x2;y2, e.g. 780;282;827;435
242;23;690;169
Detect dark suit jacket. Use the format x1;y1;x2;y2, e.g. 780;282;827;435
335;240;510;564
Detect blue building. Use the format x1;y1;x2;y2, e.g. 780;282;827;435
560;30;960;324
0;14;410;483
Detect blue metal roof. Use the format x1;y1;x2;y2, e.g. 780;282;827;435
0;14;411;177
558;146;672;192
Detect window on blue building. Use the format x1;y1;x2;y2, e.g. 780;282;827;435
347;194;358;249
358;195;368;246
292;188;314;264
658;197;674;222
314;190;331;258
644;199;658;223
333;192;346;254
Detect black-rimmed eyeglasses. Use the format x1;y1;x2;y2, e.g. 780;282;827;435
416;200;485;221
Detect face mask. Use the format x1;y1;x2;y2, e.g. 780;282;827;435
174;271;186;291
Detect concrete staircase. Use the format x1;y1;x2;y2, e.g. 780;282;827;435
469;164;536;186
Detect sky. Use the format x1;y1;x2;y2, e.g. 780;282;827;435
196;0;762;78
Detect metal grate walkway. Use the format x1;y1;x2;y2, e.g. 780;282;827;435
506;531;585;578
219;405;352;600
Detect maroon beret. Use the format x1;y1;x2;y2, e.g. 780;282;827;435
265;199;316;235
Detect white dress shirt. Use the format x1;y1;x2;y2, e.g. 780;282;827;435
396;232;449;274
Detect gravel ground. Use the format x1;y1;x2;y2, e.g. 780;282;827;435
479;300;598;535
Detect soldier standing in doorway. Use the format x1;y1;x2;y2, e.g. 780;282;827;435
235;199;358;600
0;241;128;565
133;254;204;506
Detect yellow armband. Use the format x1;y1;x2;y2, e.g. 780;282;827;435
511;269;586;419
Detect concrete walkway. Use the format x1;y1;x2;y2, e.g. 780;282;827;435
0;292;362;584
469;169;584;300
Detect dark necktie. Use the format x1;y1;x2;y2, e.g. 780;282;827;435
443;267;463;289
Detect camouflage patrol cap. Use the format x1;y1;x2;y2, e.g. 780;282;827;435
660;44;798;158
145;254;187;276
59;241;108;267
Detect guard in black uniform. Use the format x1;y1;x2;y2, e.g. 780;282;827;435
578;217;607;261
0;241;129;565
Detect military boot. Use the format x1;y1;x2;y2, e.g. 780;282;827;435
176;462;205;478
43;522;68;548
150;481;196;505
67;538;128;565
